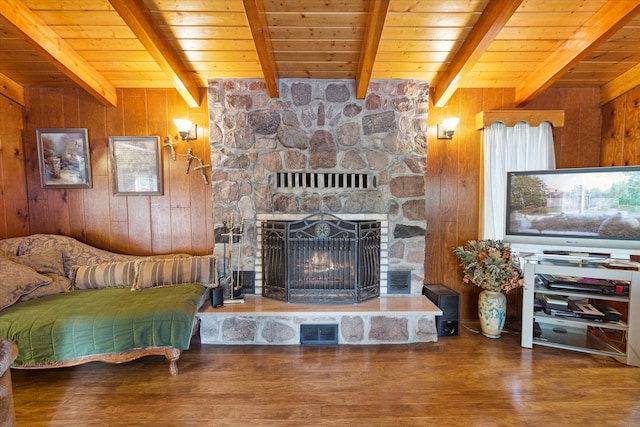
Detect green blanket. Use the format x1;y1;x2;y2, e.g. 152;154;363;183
0;284;206;367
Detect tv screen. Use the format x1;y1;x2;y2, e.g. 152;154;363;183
504;166;640;258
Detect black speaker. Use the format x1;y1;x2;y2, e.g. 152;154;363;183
211;287;224;308
422;284;459;336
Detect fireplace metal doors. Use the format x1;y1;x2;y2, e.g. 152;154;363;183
261;213;381;303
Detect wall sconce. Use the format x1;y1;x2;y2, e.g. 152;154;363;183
437;117;460;140
173;118;197;141
164;118;210;184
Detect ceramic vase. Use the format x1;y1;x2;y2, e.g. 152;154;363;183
478;290;507;338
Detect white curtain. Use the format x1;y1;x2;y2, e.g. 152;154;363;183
482;121;556;239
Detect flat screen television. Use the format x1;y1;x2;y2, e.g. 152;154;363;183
504;165;640;260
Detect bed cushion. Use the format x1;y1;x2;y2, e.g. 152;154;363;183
14;248;66;277
0;257;52;311
16;234;135;277
0;237;22;258
73;260;138;290
19;275;72;302
0;284;207;367
133;256;217;290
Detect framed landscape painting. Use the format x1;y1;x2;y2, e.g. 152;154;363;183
36;128;92;189
109;136;163;196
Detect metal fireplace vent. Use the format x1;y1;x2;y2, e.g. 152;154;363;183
274;172;377;190
261;212;381;304
300;324;339;345
387;270;411;294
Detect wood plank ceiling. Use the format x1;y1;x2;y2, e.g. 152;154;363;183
1;0;640;109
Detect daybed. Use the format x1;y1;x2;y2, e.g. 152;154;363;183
0;234;216;376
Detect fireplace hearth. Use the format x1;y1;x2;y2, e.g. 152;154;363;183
261;213;381;303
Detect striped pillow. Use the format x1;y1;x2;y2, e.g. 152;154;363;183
73;261;138;290
132;256;217;290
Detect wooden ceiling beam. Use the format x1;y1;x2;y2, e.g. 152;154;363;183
242;0;279;98
515;0;640;107
601;62;640;105
430;0;522;108
108;0;201;108
356;0;390;99
0;0;117;107
0;72;24;106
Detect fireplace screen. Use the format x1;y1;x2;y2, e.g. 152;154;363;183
261;213;381;303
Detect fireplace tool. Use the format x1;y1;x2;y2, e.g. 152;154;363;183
221;215;245;303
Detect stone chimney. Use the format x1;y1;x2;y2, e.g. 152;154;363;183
208;78;428;294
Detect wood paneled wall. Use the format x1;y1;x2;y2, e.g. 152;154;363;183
425;87;603;320
0;95;29;239
4;83;633;318
21;88;212;256
601;85;640;167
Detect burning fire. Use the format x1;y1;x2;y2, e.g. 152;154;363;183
309;252;335;272
302;251;352;276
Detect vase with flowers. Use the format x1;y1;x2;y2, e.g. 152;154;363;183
453;239;525;338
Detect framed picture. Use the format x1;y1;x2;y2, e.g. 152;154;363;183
36;128;92;189
109;136;163;196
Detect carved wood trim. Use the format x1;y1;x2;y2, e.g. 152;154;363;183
11;347;182;376
475;110;565;129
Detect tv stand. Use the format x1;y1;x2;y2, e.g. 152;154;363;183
534;253;609;264
542;250;609;258
521;256;639;366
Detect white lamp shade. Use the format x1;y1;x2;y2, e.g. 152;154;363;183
442;117;460;131
173;118;193;133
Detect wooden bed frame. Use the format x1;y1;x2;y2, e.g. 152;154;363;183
9;314;204;376
9;306;202;376
11;347;182;376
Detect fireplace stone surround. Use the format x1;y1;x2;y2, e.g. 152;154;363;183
208;78;428;296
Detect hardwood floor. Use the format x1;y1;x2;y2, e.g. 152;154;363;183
10;321;640;426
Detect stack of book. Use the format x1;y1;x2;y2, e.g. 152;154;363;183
540;294;569;311
536;273;629;295
537;294;622;322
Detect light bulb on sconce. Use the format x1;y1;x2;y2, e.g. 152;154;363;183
437;117;460;140
173;118;197;141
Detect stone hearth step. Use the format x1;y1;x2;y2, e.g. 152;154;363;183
197;295;441;345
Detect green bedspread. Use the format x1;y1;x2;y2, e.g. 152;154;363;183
0;284;207;367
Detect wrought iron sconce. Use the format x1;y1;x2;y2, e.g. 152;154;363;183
163;118;210;184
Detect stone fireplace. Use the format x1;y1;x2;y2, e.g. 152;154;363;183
208;78;428;295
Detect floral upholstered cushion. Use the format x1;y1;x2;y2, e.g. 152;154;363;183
0;237;22;258
19;275;72;301
0;234;218;297
17;234;135;277
12;248;71;300
14;248;66;277
133;256;217;290
0;256;52;311
73;261;138;290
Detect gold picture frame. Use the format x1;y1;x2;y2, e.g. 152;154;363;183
36;128;92;189
109;136;163;196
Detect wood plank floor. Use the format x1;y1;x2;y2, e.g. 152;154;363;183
10;320;640;427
